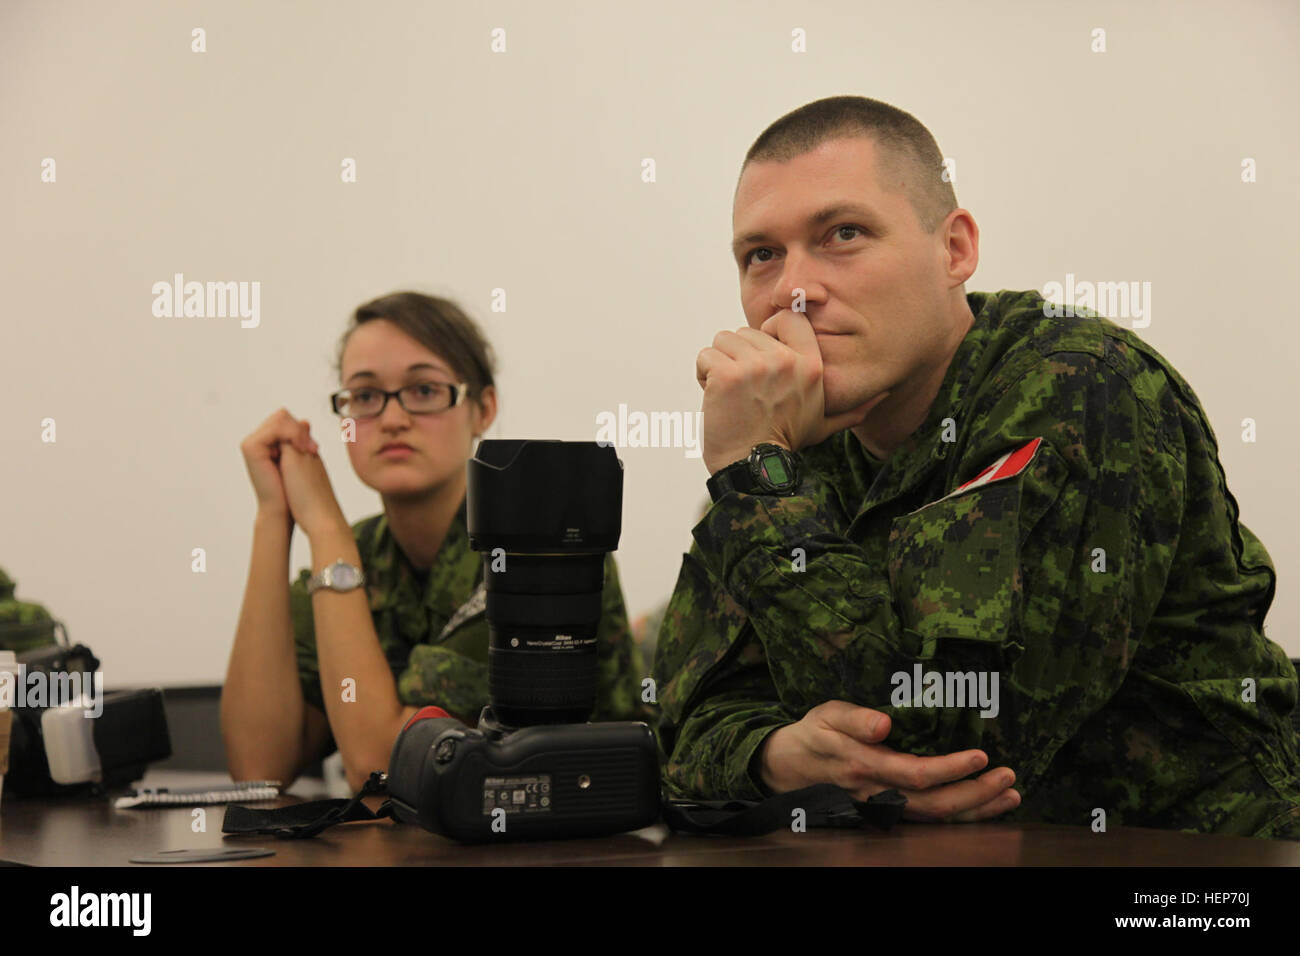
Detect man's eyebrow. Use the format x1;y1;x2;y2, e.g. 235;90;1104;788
345;362;448;384
731;202;882;257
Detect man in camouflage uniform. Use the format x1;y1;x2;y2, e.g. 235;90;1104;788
654;96;1300;837
292;498;652;757
0;568;62;653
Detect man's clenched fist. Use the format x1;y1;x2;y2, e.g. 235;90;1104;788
696;309;887;474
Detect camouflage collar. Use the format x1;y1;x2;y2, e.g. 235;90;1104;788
361;497;482;628
800;290;1014;509
889;289;1001;479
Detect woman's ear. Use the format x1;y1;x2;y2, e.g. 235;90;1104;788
472;385;498;436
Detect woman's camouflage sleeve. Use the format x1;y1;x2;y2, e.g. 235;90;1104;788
289;567;327;714
288;567;339;754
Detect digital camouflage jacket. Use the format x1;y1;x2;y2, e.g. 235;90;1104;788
291;498;652;753
654;289;1300;838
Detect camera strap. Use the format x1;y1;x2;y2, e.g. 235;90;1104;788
661;784;907;835
221;771;392;839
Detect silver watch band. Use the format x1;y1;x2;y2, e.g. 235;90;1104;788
307;559;365;595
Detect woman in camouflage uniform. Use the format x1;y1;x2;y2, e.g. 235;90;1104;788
222;292;646;792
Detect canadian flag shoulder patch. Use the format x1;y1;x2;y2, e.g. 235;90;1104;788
925;437;1045;508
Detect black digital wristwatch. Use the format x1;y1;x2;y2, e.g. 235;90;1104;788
706;443;801;502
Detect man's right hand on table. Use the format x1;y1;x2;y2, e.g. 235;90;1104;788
759;700;1020;822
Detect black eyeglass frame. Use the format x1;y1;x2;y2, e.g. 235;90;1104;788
330;381;470;419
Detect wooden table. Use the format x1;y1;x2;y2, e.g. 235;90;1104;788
2;771;1297;866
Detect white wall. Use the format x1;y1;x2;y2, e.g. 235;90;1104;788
2;0;1296;688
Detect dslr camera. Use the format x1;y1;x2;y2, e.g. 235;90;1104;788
386;440;660;842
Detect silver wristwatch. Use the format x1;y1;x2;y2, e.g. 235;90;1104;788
307;559;366;595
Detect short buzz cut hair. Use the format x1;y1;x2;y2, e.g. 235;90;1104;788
741;95;958;234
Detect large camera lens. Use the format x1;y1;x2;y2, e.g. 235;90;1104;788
467;440;622;727
484;552;604;725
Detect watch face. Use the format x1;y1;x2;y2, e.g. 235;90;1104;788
759;453;790;487
331;564;359;589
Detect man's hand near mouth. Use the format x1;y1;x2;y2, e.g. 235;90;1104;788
696;308;887;473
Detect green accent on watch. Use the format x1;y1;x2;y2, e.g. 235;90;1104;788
707;443;800;502
761;453;790;485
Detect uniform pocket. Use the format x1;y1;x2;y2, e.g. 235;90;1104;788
887;480;1022;652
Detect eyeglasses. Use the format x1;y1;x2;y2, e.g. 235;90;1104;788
330;381;469;419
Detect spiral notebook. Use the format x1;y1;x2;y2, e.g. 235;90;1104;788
114;781;280;809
